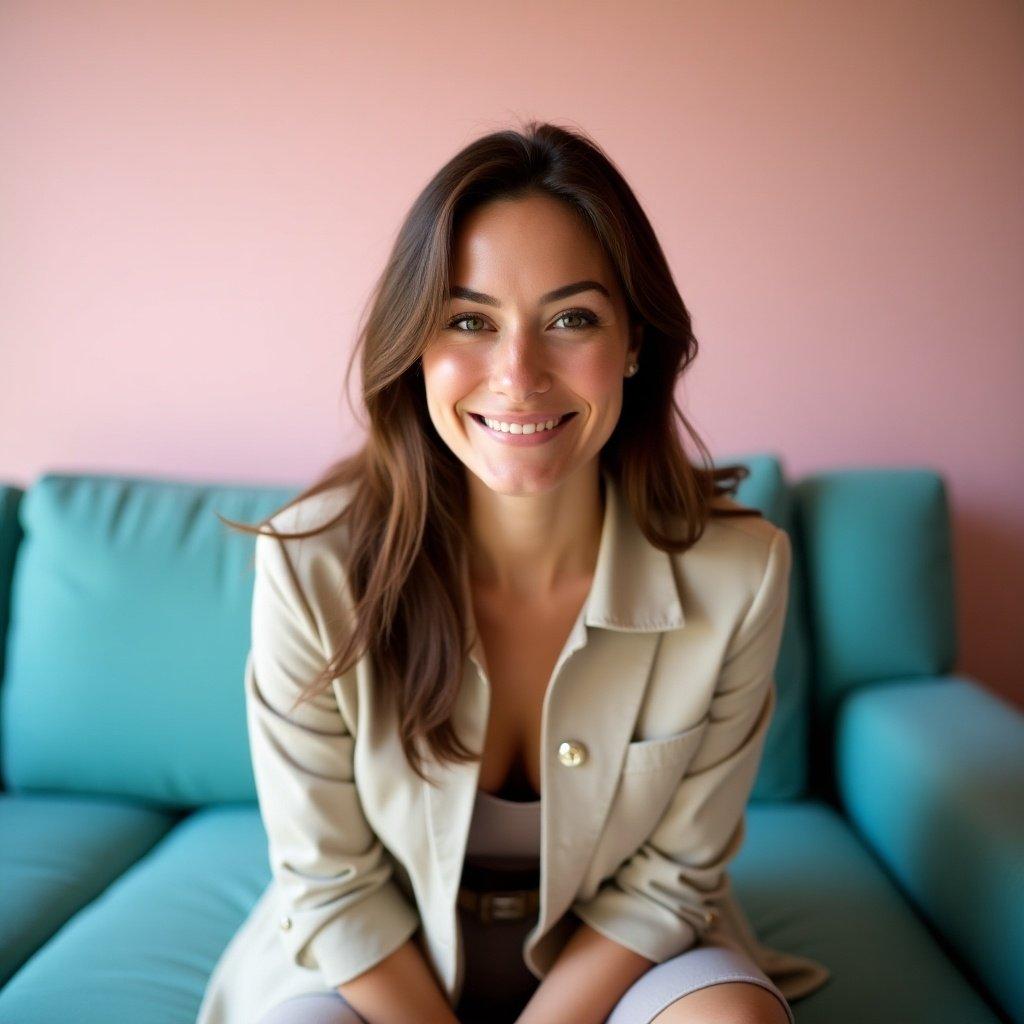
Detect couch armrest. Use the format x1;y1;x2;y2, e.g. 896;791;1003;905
835;675;1024;1023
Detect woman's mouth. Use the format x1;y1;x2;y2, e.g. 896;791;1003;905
468;411;577;446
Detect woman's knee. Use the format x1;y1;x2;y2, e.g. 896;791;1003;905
649;980;790;1024
255;990;367;1024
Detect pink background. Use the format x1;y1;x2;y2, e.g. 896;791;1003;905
0;2;1020;706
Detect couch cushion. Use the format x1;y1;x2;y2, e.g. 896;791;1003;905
735;801;1004;1024
1;473;296;806
0;799;1002;1024
732;454;814;800
0;804;270;1023
2;463;816;809
792;468;956;726
0;792;177;986
836;677;1024;1021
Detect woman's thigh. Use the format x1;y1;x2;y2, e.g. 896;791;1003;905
255;990;367;1024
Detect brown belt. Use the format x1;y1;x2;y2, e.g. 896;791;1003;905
458;862;540;924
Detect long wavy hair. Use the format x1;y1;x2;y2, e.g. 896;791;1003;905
219;118;764;785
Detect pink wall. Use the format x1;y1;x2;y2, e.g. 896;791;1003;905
0;1;1021;705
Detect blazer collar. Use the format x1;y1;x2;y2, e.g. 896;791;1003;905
584;467;686;633
459;466;684;685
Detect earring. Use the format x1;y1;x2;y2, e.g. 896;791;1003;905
625;361;639;377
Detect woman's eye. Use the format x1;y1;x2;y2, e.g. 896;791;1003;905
447;313;488;332
552;308;600;330
444;308;600;333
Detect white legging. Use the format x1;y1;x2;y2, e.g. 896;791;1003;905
253;945;794;1024
256;991;365;1024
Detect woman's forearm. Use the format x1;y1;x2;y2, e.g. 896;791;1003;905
516;918;655;1024
336;934;459;1024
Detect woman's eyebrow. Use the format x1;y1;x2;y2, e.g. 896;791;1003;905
447;279;610;308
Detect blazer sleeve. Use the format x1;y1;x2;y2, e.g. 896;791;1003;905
570;526;792;964
245;523;421;989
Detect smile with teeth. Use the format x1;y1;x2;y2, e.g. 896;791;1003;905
475;413;571;434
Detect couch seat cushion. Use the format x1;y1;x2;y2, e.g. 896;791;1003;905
0;792;176;986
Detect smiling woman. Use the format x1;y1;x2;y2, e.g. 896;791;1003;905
420;194;641;506
199;119;824;1024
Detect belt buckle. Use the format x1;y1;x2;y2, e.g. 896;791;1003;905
480;889;529;924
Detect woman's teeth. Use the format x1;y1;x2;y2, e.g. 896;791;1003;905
482;414;566;434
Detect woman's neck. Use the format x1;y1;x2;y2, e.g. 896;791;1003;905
464;466;605;600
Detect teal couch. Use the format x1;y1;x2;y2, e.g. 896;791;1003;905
0;459;1020;1023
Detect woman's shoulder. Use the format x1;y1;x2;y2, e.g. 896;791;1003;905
257;481;360;591
263;480;359;540
253;482;363;652
671;496;791;605
704;494;786;549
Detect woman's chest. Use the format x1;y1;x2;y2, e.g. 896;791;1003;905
470;580;591;801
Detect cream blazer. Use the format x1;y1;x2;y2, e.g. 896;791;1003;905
197;469;831;1024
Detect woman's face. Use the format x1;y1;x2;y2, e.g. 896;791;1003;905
420;194;640;496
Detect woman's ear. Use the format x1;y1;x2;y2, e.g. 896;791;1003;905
629;321;644;362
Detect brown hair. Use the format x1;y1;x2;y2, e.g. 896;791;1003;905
219;118;764;785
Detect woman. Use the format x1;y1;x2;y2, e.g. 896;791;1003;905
199;120;830;1024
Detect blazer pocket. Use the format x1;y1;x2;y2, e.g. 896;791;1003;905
577;718;711;896
620;718;709;775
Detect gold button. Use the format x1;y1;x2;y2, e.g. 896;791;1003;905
704;909;718;925
557;740;588;767
279;915;292;931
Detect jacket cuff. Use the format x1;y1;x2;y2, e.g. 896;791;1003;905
570;884;699;965
285;878;422;990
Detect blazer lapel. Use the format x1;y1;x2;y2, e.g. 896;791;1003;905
422;468;688;993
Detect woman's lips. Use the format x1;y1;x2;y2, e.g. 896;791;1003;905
469;411;577;446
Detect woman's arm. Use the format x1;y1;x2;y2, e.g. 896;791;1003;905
337;936;459;1024
518;526;793;1023
516;918;654;1024
247;522;422;993
567;527;792;962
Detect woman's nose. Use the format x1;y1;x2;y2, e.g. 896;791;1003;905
489;334;550;397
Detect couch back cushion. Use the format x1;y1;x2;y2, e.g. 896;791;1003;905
1;461;814;807
793;468;957;793
731;454;814;801
1;473;293;806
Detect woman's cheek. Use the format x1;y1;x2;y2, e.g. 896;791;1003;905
568;349;626;403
